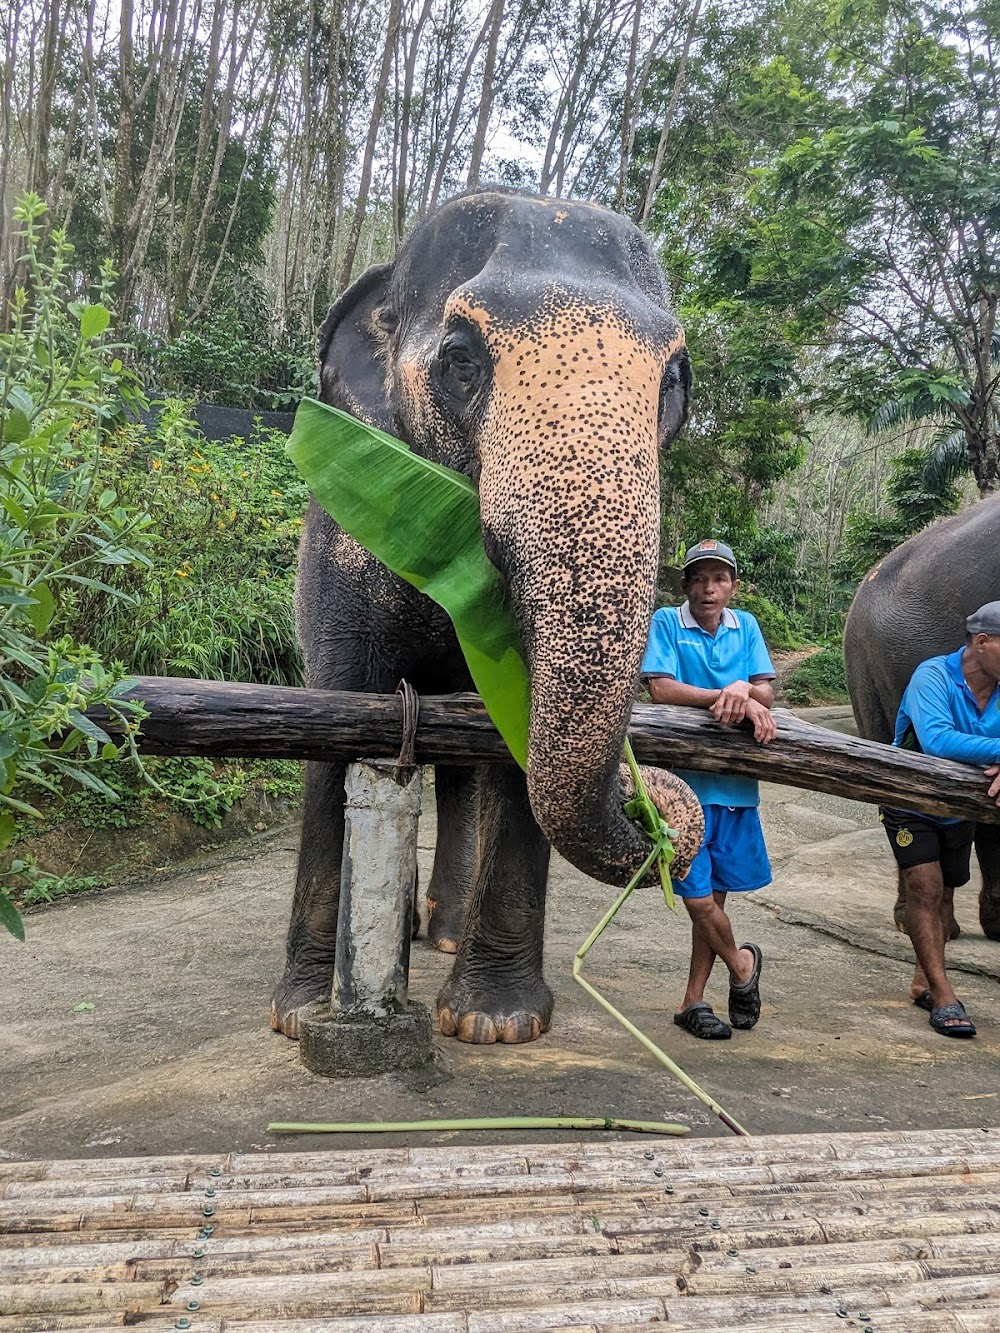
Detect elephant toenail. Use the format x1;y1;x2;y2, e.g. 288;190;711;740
458;1013;498;1043
437;1007;457;1036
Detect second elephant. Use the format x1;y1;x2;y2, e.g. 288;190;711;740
843;494;1000;939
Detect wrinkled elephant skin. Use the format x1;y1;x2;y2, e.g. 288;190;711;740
843;495;1000;939
272;190;699;1044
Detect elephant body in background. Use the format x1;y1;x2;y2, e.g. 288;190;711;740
271;189;701;1044
843;495;1000;939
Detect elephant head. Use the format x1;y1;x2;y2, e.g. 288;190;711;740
318;189;695;886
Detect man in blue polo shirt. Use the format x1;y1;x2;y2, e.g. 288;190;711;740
883;600;1000;1039
642;539;777;1040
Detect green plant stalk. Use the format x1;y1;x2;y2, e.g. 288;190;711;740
572;862;751;1140
268;1116;688;1135
623;738;675;910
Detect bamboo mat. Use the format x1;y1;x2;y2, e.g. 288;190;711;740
2;1127;1000;1331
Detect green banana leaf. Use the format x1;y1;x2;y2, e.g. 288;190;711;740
286;397;531;768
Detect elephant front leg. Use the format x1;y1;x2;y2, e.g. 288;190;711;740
975;823;1000;941
271;760;346;1038
426;765;479;953
437;765;553;1044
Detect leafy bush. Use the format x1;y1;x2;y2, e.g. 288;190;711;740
783;645;849;705
56;400;306;685
149;283;316;410
0;195;154;938
734;589;800;651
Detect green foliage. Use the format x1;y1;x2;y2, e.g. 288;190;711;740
58;400;307;686
0;195;154;938
150;756;248;829
782;645;849;706
150;282;316;409
734;590;800;652
840;446;961;578
8;856;105;907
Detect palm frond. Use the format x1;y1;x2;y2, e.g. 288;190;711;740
922;423;969;493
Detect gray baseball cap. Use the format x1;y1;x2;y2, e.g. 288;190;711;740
683;539;738;574
967;601;1000;635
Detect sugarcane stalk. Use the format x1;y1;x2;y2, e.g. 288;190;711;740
573;752;752;1139
267;1116;689;1135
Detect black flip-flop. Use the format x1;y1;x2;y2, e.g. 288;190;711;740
929;1002;976;1038
674;1001;731;1040
728;942;763;1030
912;989;934;1013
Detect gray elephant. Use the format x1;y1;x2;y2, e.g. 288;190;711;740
270;188;703;1045
843;494;1000;939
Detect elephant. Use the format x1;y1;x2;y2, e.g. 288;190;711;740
843;494;1000;940
270;187;704;1045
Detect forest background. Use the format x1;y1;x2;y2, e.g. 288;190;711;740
1;0;999;924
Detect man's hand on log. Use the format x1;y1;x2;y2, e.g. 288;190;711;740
709;680;751;725
744;699;777;745
985;764;1000;805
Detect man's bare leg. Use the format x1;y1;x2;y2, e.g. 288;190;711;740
681;891;753;1011
910;883;955;999
905;864;965;1024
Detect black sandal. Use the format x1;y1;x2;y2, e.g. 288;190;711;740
674;1001;731;1040
929;1002;976;1038
728;942;763;1030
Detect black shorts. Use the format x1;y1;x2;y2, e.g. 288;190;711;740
880;807;975;886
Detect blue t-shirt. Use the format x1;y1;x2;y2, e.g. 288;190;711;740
641;603;775;807
894;647;1000;823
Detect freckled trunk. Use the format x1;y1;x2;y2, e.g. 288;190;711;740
473;300;699;886
516;509;661;887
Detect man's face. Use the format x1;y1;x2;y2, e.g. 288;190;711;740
682;559;739;614
973;633;1000;683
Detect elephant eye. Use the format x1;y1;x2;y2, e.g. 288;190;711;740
658;350;691;444
434;335;488;407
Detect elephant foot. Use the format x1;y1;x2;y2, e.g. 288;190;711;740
270;969;332;1039
426;895;461;954
436;974;554;1044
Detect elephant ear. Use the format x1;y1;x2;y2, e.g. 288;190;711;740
317;264;394;433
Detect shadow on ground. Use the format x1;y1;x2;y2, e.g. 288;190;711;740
3;705;998;1161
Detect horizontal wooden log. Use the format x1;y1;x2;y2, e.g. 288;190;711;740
91;678;1000;823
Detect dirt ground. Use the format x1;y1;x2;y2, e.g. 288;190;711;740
3;705;1000;1162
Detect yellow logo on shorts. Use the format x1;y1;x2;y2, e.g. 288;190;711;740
896;829;914;848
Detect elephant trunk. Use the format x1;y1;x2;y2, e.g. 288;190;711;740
517;525;671;887
475;309;700;885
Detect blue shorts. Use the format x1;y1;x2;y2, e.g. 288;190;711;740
675;805;772;901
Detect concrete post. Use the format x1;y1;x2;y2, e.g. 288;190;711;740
298;761;433;1076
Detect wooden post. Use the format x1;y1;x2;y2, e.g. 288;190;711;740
298;762;433;1077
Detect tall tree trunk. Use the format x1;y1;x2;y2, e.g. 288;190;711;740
393;0;434;247
615;0;643;212
636;0;702;227
466;0;505;188
337;0;403;291
113;0;136;300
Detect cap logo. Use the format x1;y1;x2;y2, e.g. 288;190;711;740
698;540;718;550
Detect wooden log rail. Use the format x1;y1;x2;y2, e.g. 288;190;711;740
90;677;1000;825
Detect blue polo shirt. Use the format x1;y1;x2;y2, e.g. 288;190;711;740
641;602;775;807
895;647;1000;823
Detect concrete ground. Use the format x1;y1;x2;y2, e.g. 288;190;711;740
3;705;999;1161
